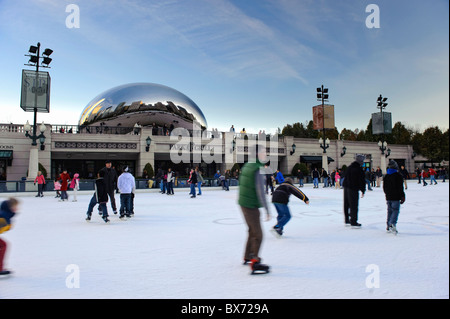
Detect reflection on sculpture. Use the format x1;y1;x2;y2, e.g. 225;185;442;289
78;83;208;130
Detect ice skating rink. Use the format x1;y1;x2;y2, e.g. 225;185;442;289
0;182;448;299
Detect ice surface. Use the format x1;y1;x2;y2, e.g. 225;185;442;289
0;181;448;299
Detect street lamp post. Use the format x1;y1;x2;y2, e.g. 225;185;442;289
376;94;389;174
23;42;53;180
317;85;330;172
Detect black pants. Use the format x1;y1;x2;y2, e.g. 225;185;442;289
343;187;359;224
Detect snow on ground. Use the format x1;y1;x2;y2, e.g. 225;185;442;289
0;181;448;299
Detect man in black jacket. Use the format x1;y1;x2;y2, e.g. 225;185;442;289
271;178;309;236
383;160;405;234
342;155;366;227
99;160;118;214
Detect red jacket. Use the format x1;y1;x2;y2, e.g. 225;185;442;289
428;168;436;176
59;173;71;191
34;175;46;184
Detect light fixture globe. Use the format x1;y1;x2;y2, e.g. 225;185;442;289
79;83;208;130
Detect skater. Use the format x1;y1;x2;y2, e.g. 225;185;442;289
271;177;309;237
312;168;320;188
335;170;341;189
238;144;271;274
275;169;285;185
195;167;202;195
0;197;19;276
34;171;46;197
58;169;71;201
342;155;366;227
54;178;61;198
265;164;274;194
86;170;109;223
428;167;438;185
383;160;406;234
399;165;409;190
99;160;118;214
421;169;428;186
70;173;80;202
188;168;197;198
167;168;175;195
117;166;135;219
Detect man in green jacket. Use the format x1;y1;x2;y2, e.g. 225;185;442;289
238;144;271;274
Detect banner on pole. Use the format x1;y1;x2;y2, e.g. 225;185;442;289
20;69;51;113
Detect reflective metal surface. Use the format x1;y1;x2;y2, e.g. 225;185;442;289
78;83;207;129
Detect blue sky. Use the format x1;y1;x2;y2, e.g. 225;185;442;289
0;0;448;134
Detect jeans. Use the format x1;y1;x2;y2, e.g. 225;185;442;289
197;181;202;195
365;179;373;190
86;194;108;217
273;203;291;231
189;183;196;197
386;200;400;227
298;178;303;187
323;177;328;187
430;175;437;184
120;193;132;216
313;178;319;188
167;181;174;194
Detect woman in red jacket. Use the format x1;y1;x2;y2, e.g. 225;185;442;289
34;171;46;197
58;169;71;201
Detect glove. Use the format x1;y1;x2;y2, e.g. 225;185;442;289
400;197;405;204
0;218;11;234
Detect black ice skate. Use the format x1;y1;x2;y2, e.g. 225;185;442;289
86;214;91;222
102;215;110;223
250;259;270;275
0;270;11;277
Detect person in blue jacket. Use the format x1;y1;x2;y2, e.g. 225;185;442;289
275;170;285;185
0;197;19;276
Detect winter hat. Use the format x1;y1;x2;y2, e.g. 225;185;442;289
388;160;399;170
355;154;365;165
74;173;79;178
124;166;129;172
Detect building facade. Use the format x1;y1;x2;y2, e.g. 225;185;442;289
1;122;417;182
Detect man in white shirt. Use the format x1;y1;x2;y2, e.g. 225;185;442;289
117;167;136;219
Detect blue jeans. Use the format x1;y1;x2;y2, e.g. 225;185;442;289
120;193;132;216
323;177;328;187
190;183;196;197
430;175;437;184
313;178;319;187
197;181;202;195
87;194;108;217
386;200;400;227
273;203;291;231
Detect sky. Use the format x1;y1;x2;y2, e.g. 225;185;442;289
0;0;448;134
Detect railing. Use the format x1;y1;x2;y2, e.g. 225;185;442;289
0;178;240;194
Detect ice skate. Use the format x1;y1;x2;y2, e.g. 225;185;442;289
86;214;91;222
270;226;283;238
250;259;270;275
0;270;11;277
389;224;398;235
102;215;110;223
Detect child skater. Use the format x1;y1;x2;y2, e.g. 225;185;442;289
70;173;80;202
54;178;61;198
0;197;20;276
85;170;109;223
383;160;406;234
271;177;309;237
